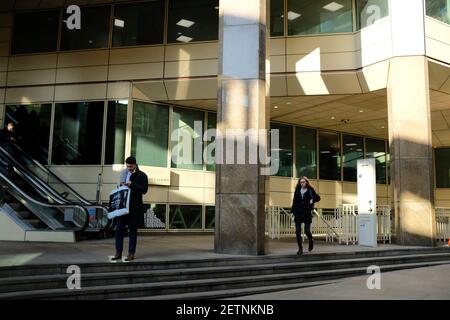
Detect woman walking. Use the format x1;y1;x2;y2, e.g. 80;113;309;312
291;176;321;255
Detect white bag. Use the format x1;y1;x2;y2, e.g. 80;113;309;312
107;186;130;219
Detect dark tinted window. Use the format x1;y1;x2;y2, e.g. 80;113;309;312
12;11;59;54
271;0;285;36
61;6;110;50
271;123;293;177
436;148;450;188
319;131;341;180
168;0;219;43
295;126;317;179
52;102;104;165
105;100;127;165
113;1;164;47
366;138;386;184
343;135;364;182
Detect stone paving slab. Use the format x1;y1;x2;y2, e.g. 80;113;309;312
230;263;450;300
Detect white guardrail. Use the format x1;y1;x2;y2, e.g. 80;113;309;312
267;205;450;244
436;208;450;242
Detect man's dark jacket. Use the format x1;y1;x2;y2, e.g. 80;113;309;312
291;187;321;224
117;167;148;229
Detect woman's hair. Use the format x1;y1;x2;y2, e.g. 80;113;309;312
296;176;312;189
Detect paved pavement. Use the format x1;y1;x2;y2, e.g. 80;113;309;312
0;235;449;300
229;263;450;300
0;235;443;266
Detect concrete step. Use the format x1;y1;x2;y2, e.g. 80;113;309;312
1;252;450;293
0;246;449;279
1;260;449;300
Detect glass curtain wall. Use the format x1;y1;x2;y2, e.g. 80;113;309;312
12;11;59;54
52;102;104;165
343;134;364;182
319;131;341;180
426;0;450;25
167;0;219;43
435;148;450;188
295;126;317;179
112;1;165;47
271;123;293;177
105;100;128;165
131;101;169;167
4;104;52;164
365;138;386;184
288;0;353;35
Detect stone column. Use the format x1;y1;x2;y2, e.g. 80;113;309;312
215;0;269;255
387;0;436;246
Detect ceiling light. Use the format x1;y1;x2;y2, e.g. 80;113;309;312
345;143;357;146
214;6;219;10
274;106;279;109
381;126;385;129
359;110;364;113
287;11;301;20
177;19;195;28
286;102;292;105
320;151;331;154
176;35;193;43
323;2;344;12
331;116;336;120
114;19;125;28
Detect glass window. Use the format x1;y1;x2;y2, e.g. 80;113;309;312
288;0;353;35
435;148;450;188
295;126;317;179
319;131;341;180
343;135;364;182
356;0;390;29
205;205;215;229
168;0;219;43
12;11;59;54
105;100;127;165
271;123;293;177
113;1;164;47
365;138;386;184
169;205;202;229
5;104;52;164
143;203;167;229
171;107;204;170
206;112;216;172
426;0;450;25
271;0;285;36
52;102;104;165
131;101;169;168
61;6;111;50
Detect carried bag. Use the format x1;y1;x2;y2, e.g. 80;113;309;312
107;186;130;219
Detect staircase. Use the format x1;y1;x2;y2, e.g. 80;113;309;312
0;247;449;300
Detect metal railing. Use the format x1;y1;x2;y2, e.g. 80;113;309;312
267;204;393;245
435;208;450;242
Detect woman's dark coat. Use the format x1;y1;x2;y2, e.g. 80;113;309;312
116;167;148;230
291;186;321;224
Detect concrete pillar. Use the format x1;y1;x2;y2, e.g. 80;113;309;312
387;0;436;246
215;0;269;255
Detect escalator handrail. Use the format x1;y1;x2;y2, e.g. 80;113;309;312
10;144;91;205
0;171;90;232
0;146;69;204
7;144;109;225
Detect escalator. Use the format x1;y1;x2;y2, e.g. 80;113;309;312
0;144;110;242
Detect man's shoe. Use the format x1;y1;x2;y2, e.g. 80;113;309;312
111;253;122;261
125;254;135;261
297;248;303;255
308;241;314;252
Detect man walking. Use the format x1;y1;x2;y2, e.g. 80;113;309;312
112;156;148;262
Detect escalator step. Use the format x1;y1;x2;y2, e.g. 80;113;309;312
16;210;32;220
25;219;45;229
8;202;22;211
